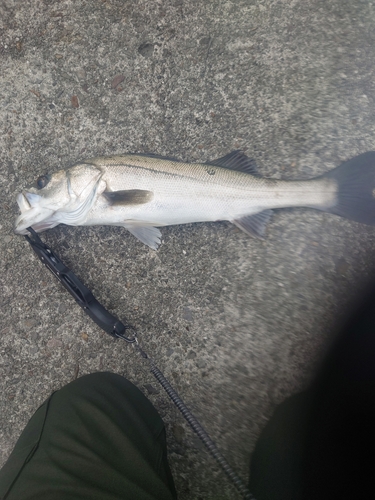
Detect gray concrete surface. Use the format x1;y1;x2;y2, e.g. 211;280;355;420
1;0;375;498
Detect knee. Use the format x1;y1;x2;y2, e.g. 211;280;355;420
57;371;133;398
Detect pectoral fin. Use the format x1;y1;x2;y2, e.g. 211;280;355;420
123;223;162;249
103;189;154;206
232;210;273;239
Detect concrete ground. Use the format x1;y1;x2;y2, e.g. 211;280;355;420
1;0;375;498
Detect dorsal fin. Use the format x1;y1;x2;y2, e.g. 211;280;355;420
206;150;259;175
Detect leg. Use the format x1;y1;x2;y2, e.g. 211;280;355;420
0;372;177;500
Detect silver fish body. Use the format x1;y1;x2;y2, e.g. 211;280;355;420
14;150;375;248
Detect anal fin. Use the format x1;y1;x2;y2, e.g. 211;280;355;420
123;224;162;250
232;210;273;239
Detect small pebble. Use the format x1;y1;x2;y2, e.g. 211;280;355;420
138;43;154;58
111;74;124;89
58;302;68;314
71;95;79;108
183;306;193;322
22;318;38;329
144;384;159;395
76;68;86;80
30;330;39;341
191;435;205;450
196;359;206;369
172;424;185;444
47;338;63;349
30;89;41;98
171;445;186;456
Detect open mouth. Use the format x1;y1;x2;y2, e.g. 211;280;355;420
14;192;55;235
16;192;32;213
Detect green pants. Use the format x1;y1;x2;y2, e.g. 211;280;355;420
0;372;177;500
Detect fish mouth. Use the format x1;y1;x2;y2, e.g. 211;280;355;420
17;192;32;213
14;192;55;235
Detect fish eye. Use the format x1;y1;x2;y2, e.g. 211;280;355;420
36;175;50;189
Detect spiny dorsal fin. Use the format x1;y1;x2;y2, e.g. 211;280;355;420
232;210;273;239
103;189;154;206
207;150;259;175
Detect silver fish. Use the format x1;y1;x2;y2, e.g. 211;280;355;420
14;150;375;249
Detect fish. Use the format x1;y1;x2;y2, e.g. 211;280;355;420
14;150;375;249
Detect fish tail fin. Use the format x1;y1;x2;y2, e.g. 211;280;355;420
322;151;375;225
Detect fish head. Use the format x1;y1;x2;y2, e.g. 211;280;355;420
14;163;104;235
